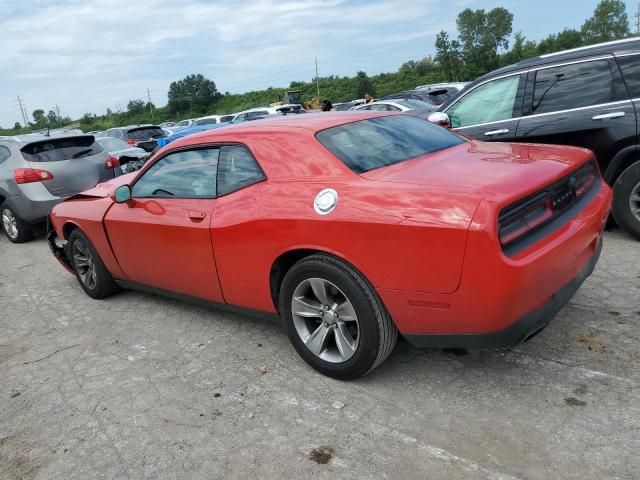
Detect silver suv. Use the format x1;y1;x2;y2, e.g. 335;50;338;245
0;133;117;243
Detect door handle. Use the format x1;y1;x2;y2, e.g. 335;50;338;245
484;129;509;136
189;211;206;220
592;112;625;120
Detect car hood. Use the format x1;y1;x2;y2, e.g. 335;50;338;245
68;172;138;199
360;140;593;201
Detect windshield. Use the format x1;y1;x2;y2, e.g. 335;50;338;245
127;127;165;140
98;137;129;151
21;136;104;162
316;115;465;174
194;118;218;125
395;99;430;109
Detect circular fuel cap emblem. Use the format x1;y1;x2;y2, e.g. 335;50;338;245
314;188;338;215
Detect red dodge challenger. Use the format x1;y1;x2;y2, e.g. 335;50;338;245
47;112;612;379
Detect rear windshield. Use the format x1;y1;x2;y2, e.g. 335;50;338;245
98;137;129;151
127;127;165;140
21;136;103;162
316;115;465;174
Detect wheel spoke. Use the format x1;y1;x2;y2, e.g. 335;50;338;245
309;278;330;305
336;300;357;322
305;322;331;356
292;296;323;318
334;322;356;360
631;192;640;203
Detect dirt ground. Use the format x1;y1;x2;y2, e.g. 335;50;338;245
1;230;638;479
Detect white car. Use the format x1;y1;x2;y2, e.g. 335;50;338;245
232;104;306;122
193;114;235;126
415;82;469;93
351;99;435;113
173;118;196;129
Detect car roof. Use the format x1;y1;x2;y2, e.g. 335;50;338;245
0;133;96;144
170;111;390;147
476;37;640;83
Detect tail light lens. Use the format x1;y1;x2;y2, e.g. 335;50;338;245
126;140;137;146
499;159;598;251
14;168;55;184
105;155;120;169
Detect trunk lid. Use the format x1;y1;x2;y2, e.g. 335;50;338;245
360;141;593;202
21;136;114;198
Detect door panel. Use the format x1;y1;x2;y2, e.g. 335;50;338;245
104;198;224;302
516;57;636;168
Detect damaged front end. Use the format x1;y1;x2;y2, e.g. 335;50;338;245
46;216;74;274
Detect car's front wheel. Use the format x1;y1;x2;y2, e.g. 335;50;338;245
612;161;640;240
1;205;33;243
67;229;119;299
280;254;397;379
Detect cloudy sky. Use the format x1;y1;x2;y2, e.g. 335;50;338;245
0;0;634;126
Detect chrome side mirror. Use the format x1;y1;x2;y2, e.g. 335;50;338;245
114;185;132;204
428;112;451;128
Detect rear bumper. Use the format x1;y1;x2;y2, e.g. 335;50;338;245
403;236;602;349
6;187;62;223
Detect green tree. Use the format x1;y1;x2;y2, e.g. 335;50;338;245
79;113;96;125
127;99;146;115
167;74;221;115
47;110;61;127
457;7;514;78
434;31;463;81
581;0;630;43
355;71;375;98
537;29;584;55
13;122;21;130
32;109;45;128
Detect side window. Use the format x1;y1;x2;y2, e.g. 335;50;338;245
370;104;388;111
0;146;10;165
530;59;627;115
132;148;219;198
217;145;265;196
616;54;640;98
387;104;402;112
447;74;521;128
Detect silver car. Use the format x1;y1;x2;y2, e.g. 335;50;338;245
97;137;149;174
0;134;116;243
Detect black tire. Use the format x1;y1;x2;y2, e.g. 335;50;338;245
67;229;119;299
279;254;397;379
612;161;640;240
0;204;33;243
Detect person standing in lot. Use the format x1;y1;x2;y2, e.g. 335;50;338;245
321;100;333;111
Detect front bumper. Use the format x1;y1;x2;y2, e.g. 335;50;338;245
46;221;73;274
403;230;603;349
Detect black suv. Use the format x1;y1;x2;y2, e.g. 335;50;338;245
429;38;640;239
102;125;166;152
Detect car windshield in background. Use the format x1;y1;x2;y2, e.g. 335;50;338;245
195;118;217;125
396;99;430;109
21;136;104;162
127;127;165;140
316;115;465;174
98;138;129;151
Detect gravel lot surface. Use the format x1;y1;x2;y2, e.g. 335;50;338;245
1;230;638;479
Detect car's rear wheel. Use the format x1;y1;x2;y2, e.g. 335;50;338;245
67;229;119;299
612;161;640;240
279;254;397;379
1;205;33;243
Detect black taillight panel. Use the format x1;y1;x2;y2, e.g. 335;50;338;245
499;159;599;256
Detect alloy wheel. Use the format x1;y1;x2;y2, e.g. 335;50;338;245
1;209;18;240
291;278;360;363
630;179;640;223
72;239;97;290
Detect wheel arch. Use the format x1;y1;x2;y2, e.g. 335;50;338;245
269;247;377;313
62;220;81;240
603;145;640;184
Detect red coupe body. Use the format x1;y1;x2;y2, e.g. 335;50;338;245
48;112;612;349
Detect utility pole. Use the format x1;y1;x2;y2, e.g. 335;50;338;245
54;104;63;127
147;88;154;118
16;95;29;128
635;3;640;36
315;57;321;101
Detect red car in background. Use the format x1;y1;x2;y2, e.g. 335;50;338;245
47;112;612;379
